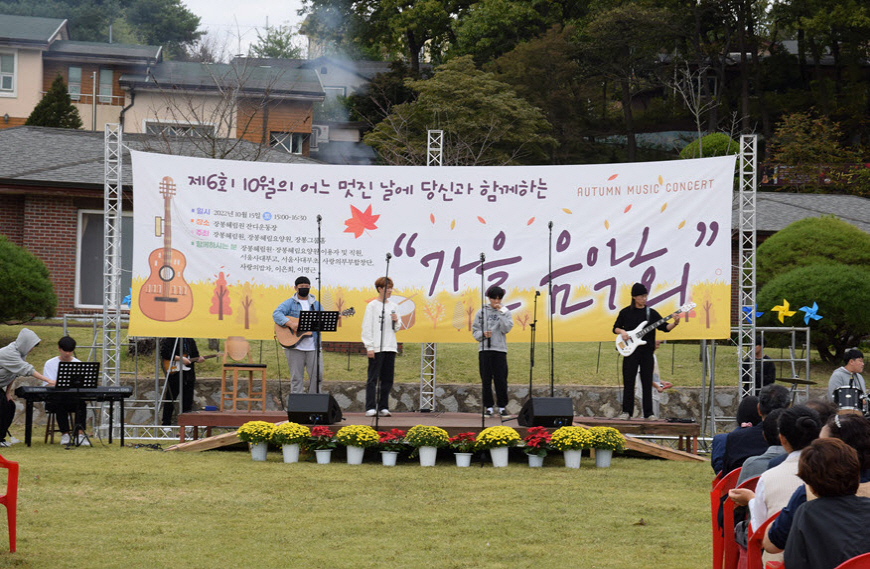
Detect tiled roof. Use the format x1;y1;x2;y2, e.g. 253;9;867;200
46;40;161;62
0;126;322;189
0;14;66;44
732;192;870;233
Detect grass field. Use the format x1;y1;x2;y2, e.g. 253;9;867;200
0;322;843;388
0;440;713;569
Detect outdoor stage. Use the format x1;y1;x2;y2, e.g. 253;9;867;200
172;410;703;460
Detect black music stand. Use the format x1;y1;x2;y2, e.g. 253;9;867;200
297;311;340;393
56;362;99;447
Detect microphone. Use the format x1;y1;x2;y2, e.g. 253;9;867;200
391;309;397;329
535;291;541;296
386;252;392;260
480;253;485;262
317;214;322;222
548;221;553;229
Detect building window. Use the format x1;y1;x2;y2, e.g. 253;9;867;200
145;121;215;137
76;210;133;308
68;66;81;101
270;132;307;155
99;68;113;103
0;52;15;95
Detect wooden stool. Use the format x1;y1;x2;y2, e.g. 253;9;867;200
44;411;74;444
220;337;268;412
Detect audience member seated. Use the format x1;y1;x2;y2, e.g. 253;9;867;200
737;408;785;485
712;396;762;475
722;385;790;475
765;399;838;471
783;438;870;569
764;414;870;554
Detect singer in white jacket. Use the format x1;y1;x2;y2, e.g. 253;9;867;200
361;276;400;417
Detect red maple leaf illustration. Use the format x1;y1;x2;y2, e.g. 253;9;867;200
344;204;380;238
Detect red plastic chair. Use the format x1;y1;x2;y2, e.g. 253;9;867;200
834;552;870;569
723;475;759;569
713;471;724;489
0;454;18;553
745;510;780;569
712;467;742;569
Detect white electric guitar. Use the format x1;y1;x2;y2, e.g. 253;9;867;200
615;302;695;357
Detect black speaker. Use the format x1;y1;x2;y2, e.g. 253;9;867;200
286;394;343;425
517;397;574;427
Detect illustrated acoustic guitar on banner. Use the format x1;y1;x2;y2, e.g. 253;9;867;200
275;308;356;349
139;176;193;322
614;302;696;357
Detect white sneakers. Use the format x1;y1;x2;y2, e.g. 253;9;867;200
365;409;377;417
60;433;71;445
378;409;391;417
617;412;630;420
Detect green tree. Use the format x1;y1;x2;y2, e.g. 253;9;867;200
758;263;870;363
125;0;202;58
757;215;870;289
25;74;84;129
0;236;57;324
679;133;738;159
346;60;421;127
363;56;556;165
248;25;304;59
451;0;546;63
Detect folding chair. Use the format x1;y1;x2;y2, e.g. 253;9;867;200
712;467;742;569
0;454;18;553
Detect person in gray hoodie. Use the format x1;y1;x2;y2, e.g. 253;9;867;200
0;328;52;446
472;286;513;417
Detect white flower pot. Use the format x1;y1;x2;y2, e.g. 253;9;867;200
418;445;438;467
563;449;582;469
346;445;365;465
381;451;398;466
595;449;613;468
250;442;268;462
454;452;473;467
315;449;333;464
489;446;509;467
527;454;544;468
282;444;300;463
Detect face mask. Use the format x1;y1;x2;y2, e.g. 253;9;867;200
297;288;310;298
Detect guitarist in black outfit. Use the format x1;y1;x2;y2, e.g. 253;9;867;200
613;283;678;420
159;337;203;426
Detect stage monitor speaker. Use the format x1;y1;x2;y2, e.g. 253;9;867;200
517;397;574;427
286;393;343;425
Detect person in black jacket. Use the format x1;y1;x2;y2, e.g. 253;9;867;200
159;338;203;426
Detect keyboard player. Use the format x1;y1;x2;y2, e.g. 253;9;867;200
0;328;52;447
42;336;89;446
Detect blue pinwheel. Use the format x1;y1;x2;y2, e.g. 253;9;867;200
742;305;764;324
798;302;823;325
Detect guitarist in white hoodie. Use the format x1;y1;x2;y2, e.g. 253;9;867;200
613;283;678;420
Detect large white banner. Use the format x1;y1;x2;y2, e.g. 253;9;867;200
129;151;735;342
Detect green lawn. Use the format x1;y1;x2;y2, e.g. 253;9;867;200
0;441;713;568
1;322;841;388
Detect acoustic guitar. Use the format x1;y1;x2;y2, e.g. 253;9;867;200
275;308;355;348
162;353;222;374
139;176;194;322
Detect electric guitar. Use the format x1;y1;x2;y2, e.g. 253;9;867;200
614;302;695;357
275;308;355;349
139;176;193;322
162;353;222;374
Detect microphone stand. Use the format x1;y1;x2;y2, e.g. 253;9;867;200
528;291;540;401
314;214;323;395
548;221;555;397
374;253;392;431
479;252;487;432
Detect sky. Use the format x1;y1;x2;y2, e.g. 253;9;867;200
182;0;306;57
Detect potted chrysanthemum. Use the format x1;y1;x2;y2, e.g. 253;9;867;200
336;425;380;465
550;426;592;469
448;432;477;467
237;421;277;461
377;429;406;466
475;426;520;467
587;426;626;468
405;425;449;466
522;426;553;468
271;422;310;463
307;425;336;464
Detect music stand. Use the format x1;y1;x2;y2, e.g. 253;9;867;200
56;362;99;447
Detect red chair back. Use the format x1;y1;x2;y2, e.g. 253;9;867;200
834;552;870;569
712;467;742;569
723;475;759;569
746;510;780;569
0;453;18;553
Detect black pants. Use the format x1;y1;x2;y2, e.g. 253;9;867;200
622;350;654;417
163;371;195;426
46;400;88;433
0;398;14;442
366;352;396;411
479;351;509;409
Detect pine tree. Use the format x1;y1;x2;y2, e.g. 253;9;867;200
25;74;83;129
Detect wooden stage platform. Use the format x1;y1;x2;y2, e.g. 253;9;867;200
172;410;703;461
